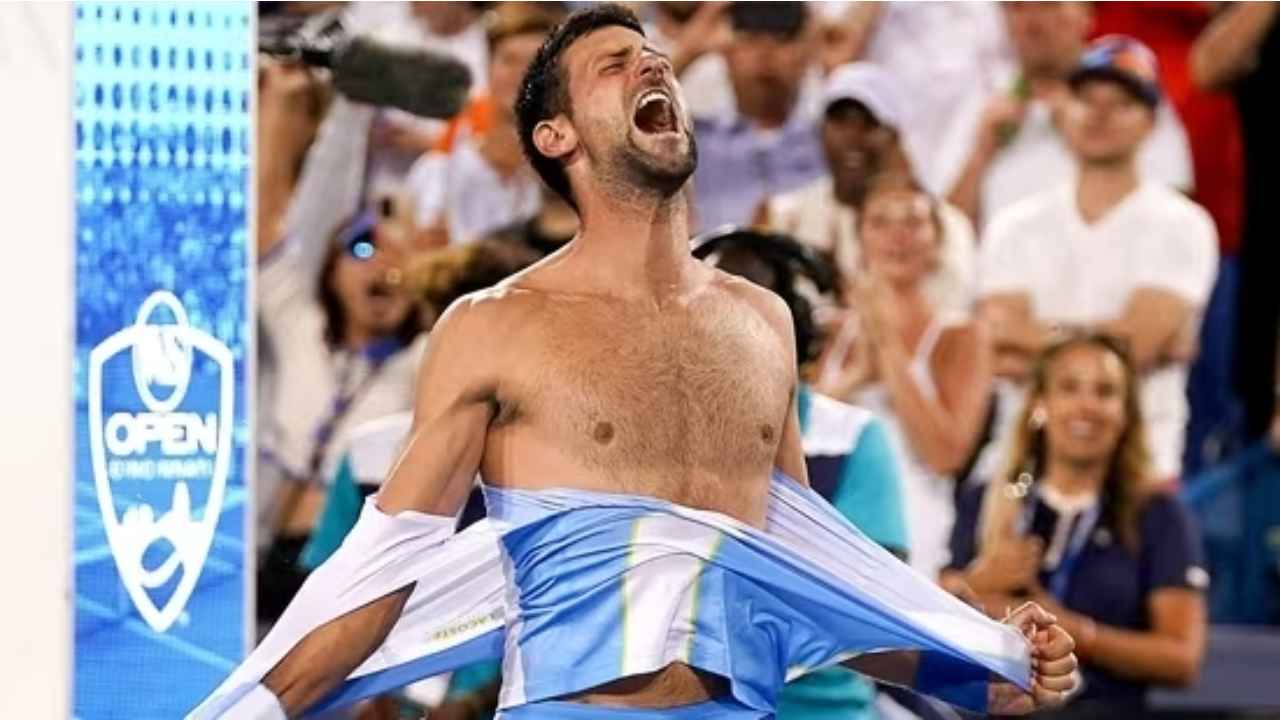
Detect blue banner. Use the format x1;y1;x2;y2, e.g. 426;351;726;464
73;3;252;717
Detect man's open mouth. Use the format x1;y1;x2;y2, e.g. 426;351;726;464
633;88;679;136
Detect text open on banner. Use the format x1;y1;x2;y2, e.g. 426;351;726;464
73;3;252;717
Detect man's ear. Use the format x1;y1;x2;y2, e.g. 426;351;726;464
532;116;577;161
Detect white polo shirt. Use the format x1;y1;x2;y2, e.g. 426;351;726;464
405;138;542;246
979;182;1218;479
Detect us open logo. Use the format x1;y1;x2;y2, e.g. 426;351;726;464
87;290;234;633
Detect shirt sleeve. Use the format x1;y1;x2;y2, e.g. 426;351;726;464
1134;198;1219;306
946;483;986;573
282;97;376;281
1138;101;1195;192
832;418;909;555
405;151;449;227
1139;493;1210;593
257;231;314;338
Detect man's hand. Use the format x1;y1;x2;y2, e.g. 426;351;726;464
976;92;1029;153
371;114;438;156
988;602;1079;715
258;59;325;165
668;2;732;76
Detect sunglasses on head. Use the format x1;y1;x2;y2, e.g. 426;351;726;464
346;230;376;260
338;211;379;261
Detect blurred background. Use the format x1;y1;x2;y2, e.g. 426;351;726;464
0;1;1277;718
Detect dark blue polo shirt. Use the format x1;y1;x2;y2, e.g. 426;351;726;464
948;484;1207;707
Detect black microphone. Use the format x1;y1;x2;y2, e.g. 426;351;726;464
264;34;473;120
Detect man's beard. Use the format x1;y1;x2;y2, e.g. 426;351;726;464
610;129;699;198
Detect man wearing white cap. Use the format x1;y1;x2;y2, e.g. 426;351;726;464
762;62;977;316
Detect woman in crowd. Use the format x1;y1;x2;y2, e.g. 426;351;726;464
811;176;992;578
257;59;427;626
257;211;427;623
943;333;1207;717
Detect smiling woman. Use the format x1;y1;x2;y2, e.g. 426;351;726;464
943;333;1209;717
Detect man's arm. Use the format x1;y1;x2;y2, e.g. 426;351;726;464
257;61;324;259
982;287;1198;376
775;386;810;487
843;602;1077;714
1097;287;1197;373
1191;2;1279;91
979;294;1052;381
743;280;811;487
262;297;501;717
945;94;1028;225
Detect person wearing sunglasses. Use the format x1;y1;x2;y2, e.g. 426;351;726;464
942;333;1208;717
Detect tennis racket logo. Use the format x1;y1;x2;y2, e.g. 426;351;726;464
87;290;234;633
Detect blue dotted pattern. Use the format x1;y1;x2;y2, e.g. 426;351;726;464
73;3;251;718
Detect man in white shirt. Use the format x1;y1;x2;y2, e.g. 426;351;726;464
979;36;1218;482
763;62;977;314
940;2;1193;230
839;1;1016;196
404;5;561;246
691;2;826;231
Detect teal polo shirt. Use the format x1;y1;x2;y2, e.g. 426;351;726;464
777;385;908;720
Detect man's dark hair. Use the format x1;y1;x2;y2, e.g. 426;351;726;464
515;3;645;210
729;1;808;39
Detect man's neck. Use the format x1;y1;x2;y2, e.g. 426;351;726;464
1076;159;1140;225
342;327;373;352
533;198;580;240
1026;72;1068;102
571;184;700;303
833;182;865;210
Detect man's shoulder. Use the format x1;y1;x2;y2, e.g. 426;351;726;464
431;279;546;342
1135;183;1217;234
714;269;793;327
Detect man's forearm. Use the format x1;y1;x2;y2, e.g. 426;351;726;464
946;138;997;225
264;586;413;717
1191;2;1279;90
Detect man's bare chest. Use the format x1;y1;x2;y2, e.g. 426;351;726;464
500;302;792;470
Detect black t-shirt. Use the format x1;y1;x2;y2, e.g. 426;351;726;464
948;485;1207;707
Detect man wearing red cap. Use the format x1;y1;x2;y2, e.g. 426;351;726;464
977;36;1218;486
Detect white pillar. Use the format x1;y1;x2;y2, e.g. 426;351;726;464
0;2;74;716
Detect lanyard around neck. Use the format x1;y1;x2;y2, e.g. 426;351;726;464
1016;492;1103;601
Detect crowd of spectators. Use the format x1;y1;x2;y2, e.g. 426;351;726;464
254;2;1280;718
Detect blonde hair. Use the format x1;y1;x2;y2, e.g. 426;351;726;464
978;332;1153;553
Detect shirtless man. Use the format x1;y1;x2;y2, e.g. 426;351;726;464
254;6;1076;717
